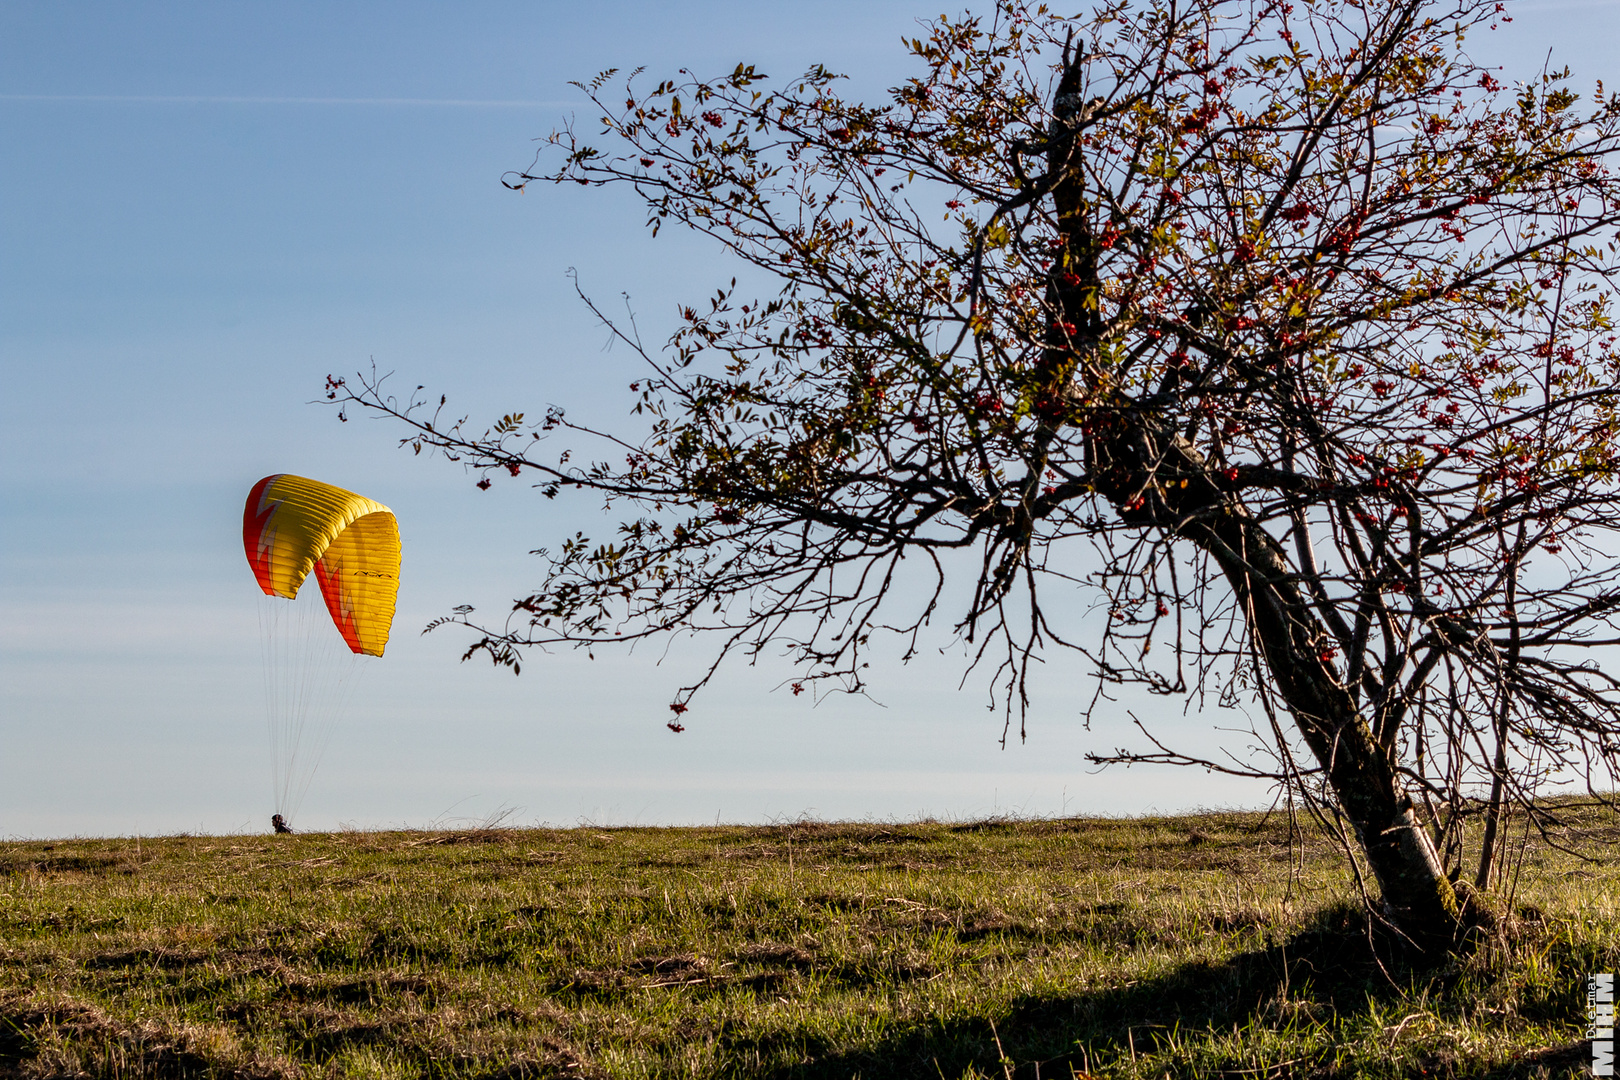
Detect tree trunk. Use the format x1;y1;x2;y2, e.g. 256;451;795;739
1041;70;1462;951
1091;415;1465;953
1195;496;1463;952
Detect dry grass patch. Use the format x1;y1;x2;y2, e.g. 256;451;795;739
0;806;1614;1078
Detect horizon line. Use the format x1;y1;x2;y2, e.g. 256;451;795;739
0;93;583;108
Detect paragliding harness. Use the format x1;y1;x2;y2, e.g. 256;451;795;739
271;814;293;835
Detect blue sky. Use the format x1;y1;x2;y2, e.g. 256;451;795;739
4;1;1615;838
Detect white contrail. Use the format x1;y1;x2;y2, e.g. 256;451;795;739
0;94;581;107
1505;0;1620;10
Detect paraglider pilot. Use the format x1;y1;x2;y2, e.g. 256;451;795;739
271;814;292;835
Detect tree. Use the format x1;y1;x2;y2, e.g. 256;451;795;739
333;0;1620;953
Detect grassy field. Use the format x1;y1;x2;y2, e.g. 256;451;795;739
1;805;1615;1079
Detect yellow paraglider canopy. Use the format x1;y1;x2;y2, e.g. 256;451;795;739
243;474;401;656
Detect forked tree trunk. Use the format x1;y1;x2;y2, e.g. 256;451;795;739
1042;68;1463;951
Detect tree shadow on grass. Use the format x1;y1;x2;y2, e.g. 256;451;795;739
748;902;1582;1080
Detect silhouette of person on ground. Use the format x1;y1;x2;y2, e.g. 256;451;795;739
271;814;292;835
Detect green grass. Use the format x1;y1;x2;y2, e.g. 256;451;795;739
1;806;1615;1078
